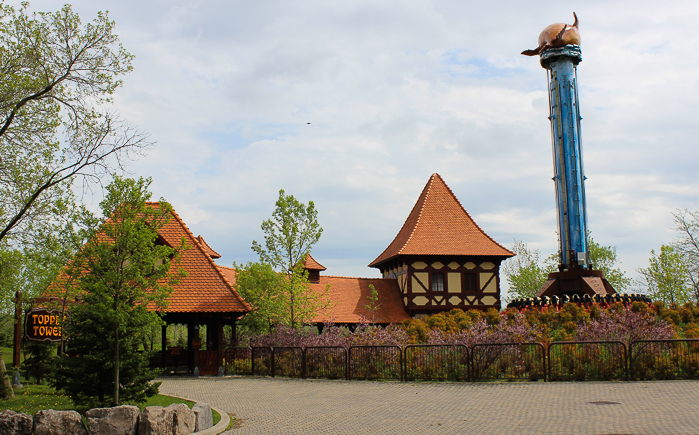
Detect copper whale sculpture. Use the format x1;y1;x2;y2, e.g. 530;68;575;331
522;12;580;56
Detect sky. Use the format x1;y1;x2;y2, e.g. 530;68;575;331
15;1;699;298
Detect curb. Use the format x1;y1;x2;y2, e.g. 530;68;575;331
165;394;231;434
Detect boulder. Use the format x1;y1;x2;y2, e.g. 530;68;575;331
192;402;213;432
33;409;86;435
138;404;195;435
85;405;140;435
0;410;33;435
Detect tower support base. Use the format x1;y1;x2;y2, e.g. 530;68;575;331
536;269;615;299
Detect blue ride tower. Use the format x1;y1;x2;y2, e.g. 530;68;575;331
531;45;615;298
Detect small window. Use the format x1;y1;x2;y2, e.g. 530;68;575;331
464;273;477;292
432;273;444;292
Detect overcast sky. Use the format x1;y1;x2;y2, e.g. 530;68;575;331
17;1;699;297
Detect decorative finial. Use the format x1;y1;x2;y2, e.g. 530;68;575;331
522;12;580;56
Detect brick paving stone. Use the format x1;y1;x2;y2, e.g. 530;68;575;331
159;377;699;434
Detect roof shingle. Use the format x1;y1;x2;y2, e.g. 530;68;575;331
308;276;410;324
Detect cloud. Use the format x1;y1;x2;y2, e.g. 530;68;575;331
15;0;699;281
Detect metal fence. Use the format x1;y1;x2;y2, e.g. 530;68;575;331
404;345;468;382
471;343;546;382
630;339;699;380
221;340;699;382
548;341;627;381
348;346;402;381
305;346;347;380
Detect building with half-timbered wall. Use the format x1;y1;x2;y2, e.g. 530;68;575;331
306;173;513;321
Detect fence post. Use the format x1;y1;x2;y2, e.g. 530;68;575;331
623;343;631;381
346;347;351;381
302;347;307;379
271;347;276;378
466;345;471;382
546;343;552;382
628;341;634;381
401;346;405;382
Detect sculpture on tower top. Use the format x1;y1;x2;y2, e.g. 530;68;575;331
521;12;580;56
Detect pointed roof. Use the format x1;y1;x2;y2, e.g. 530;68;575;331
303;254;326;271
196;235;221;259
369;173;513;267
152;203;251;313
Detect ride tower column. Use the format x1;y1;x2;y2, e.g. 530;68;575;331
534;45;615;298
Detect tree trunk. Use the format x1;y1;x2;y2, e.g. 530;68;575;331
113;327;119;406
0;350;15;399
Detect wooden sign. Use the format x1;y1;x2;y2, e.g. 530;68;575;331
24;309;64;343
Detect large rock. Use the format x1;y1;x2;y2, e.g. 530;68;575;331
85;405;140;435
138;403;195;435
192;402;213;432
33;409;86;435
0;410;33;435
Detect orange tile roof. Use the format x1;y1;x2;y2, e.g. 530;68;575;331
369;173;514;267
196;235;221;259
151;203;251;313
303;254;326;271
309;276;410;324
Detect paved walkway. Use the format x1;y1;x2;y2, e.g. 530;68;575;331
160;377;699;434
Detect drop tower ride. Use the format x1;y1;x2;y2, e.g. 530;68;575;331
523;14;615;298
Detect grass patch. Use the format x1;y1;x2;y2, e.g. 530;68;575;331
2;383;219;425
1;383;73;416
1;346;23;367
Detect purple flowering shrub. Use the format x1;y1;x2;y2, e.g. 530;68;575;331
575;309;675;344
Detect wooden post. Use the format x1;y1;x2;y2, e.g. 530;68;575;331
161;324;167;367
216;316;224;373
12;291;21;369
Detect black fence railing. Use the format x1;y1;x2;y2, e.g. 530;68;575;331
548;341;627;381
348;346;402;381
221;340;699;382
404;345;468;382
471;343;546;382
630;339;699;380
304;346;347;380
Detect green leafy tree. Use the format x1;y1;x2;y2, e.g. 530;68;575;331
52;177;186;408
0;2;147;395
232;261;285;333
251;190;331;327
0;3;147;247
587;237;632;292
365;284;381;323
637;244;692;305
502;240;556;302
503;237;631;302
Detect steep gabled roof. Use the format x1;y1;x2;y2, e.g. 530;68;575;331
369;173;514;268
308;276;410;324
153;203;251;313
303;254;326;271
196;235;221;259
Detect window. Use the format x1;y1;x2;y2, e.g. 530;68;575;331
464;273;477;292
431;273;444;292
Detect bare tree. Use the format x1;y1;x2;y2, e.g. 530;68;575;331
672;209;699;301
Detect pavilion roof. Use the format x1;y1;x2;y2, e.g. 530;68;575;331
151;203;250;313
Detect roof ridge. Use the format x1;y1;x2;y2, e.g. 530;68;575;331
319;275;395;280
167;205;252;311
368;174;436;267
435;173;514;256
399;173;434;259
